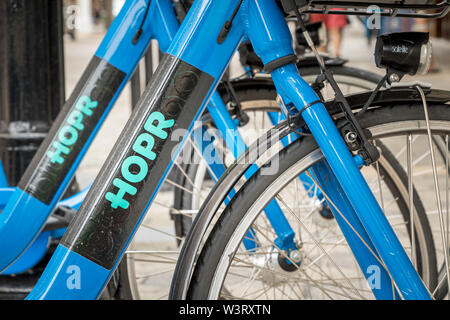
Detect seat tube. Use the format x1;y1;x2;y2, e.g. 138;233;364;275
245;0;430;299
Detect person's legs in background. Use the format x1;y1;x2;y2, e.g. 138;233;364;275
328;27;344;57
309;9;349;57
309;13;328;53
326;12;348;57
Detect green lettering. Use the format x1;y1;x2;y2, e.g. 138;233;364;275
47;141;70;164
144;112;174;139
58;125;78;146
133;133;156;160
75;95;98;116
105;178;137;209
121;156;148;183
67;110;84;131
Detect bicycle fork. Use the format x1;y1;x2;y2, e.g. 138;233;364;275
197;93;297;252
243;0;430;299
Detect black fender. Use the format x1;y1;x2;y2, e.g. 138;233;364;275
169;86;450;299
327;85;450;113
219;78;450;120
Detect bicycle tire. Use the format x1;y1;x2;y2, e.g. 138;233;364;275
174;65;384;238
187;103;449;300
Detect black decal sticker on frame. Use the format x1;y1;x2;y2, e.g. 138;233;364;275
61;54;215;269
18;57;126;204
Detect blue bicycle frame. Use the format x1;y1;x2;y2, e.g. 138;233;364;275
0;0;304;276
0;0;430;300
0;0;177;274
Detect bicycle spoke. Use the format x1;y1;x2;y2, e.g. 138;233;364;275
141;223;184;242
418;85;450;297
275;194;366;299
135;268;175;280
373;141;386;212
407;134;417;267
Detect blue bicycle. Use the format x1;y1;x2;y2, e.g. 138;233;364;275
119;11;392;300
0;0;390;300
1;0;449;300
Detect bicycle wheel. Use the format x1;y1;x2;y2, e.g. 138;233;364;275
187;102;450;300
114;83;280;299
174;65;383;237
115;66;385;299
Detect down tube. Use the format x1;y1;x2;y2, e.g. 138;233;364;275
0;0;179;272
27;0;244;300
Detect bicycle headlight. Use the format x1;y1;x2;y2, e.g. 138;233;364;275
417;39;432;75
375;32;432;76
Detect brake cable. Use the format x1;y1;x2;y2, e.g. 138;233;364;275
286;105;312;137
224;80;249;126
132;1;151;44
217;0;244;44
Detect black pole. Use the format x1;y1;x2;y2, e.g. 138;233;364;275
0;0;76;299
145;46;153;85
0;0;65;186
130;66;141;109
130;44;154;110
